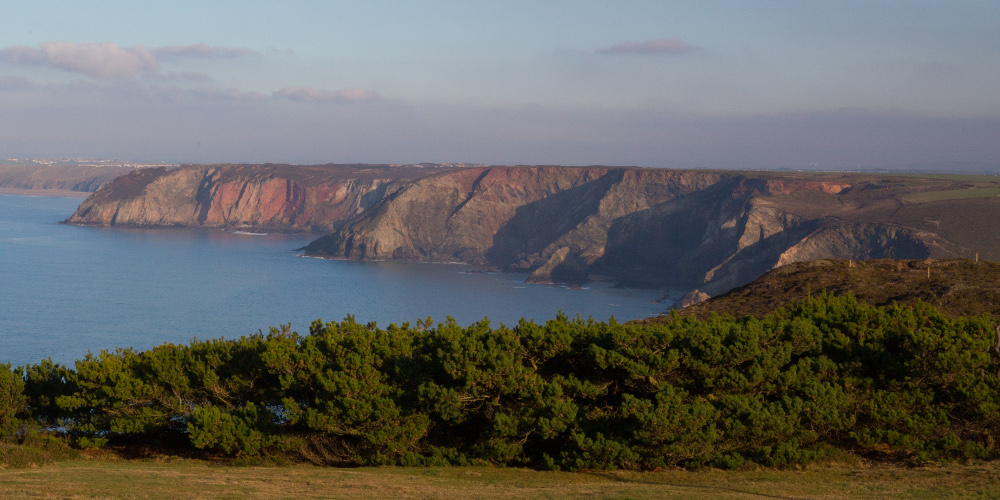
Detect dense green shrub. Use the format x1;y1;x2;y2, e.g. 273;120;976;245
0;364;27;438
8;293;1000;469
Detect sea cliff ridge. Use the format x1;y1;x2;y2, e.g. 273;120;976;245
65;163;455;233
65;164;1000;303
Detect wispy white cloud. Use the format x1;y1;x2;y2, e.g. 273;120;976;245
0;42;258;80
0;42;376;107
265;47;296;57
151;43;260;59
0;76;378;106
0;42;158;79
272;86;380;102
105;83;267;103
150;71;215;83
596;38;694;55
189;86;265;100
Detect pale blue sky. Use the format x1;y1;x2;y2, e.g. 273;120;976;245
0;1;997;167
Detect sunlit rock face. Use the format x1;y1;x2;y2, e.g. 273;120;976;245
304;166;978;294
65;164;425;233
71;163;993;297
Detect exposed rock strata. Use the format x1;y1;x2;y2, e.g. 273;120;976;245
304;166;981;295
65;164;440;232
674;290;711;309
71;163;998;299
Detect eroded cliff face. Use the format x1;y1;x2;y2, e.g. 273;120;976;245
71;163;988;301
305;167;727;272
65;164;426;232
304;166;971;297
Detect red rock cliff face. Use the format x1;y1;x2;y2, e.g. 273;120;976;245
65;164;424;232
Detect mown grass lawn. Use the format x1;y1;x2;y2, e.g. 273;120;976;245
1;458;1000;499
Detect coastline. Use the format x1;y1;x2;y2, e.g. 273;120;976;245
0;188;91;198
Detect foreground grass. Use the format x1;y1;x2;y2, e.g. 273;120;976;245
1;458;1000;499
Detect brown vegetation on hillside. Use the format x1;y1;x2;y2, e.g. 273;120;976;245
642;258;1000;322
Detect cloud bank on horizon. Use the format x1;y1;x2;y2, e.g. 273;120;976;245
0;1;997;169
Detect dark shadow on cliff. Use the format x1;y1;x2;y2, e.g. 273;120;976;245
483;170;626;269
694;220;935;296
592;177;760;288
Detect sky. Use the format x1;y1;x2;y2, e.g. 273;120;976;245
0;1;998;169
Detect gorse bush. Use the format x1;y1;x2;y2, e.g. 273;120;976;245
8;293;1000;469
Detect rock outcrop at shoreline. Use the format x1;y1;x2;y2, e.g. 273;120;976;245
70;163;1000;299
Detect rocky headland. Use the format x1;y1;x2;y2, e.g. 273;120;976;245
0;163;142;194
67;164;1000;302
303;166;1000;298
65;163;454;233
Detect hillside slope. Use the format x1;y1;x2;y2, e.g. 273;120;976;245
653;258;1000;320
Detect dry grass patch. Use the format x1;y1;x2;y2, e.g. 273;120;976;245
0;458;999;499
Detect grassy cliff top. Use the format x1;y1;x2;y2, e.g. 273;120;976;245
644;258;1000;322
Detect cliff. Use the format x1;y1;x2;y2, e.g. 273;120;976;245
304;166;1000;296
68;162;1000;300
64;164;449;232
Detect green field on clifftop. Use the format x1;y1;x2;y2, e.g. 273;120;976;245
901;187;1000;203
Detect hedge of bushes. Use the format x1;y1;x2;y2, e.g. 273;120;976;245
2;292;1000;469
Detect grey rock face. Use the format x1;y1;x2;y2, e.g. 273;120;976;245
304;167;968;295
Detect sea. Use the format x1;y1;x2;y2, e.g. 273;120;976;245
0;194;668;367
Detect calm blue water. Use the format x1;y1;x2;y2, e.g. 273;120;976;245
0;194;667;366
